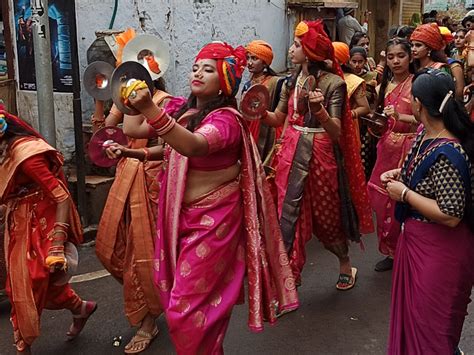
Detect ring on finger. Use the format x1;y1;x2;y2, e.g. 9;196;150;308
129;90;137;99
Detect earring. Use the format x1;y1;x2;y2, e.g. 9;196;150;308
428;50;431;57
305;57;309;63
218;89;223;96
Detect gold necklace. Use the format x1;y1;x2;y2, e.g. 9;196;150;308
414;128;446;159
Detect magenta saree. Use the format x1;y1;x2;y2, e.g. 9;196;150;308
154;107;299;354
367;75;418;257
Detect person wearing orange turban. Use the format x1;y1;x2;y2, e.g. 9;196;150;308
242;39;286;161
261;19;374;291
333;41;351;65
411;23;465;99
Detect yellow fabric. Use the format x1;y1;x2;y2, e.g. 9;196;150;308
295;22;309;37
44;255;66;268
121;80;149;100
439;26;454;43
246;40;274;65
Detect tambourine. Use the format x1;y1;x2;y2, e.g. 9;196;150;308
360;112;389;138
88;126;128;167
296;75;316;115
240;84;270;120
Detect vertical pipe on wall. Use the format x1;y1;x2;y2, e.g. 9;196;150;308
30;0;56;146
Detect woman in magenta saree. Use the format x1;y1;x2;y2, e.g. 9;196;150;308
385;69;474;355
367;38;419;272
122;42;298;355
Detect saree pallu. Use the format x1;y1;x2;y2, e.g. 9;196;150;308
166;180;245;354
367;76;417;257
154;108;298;354
273;127;349;283
95;139;163;326
388;219;474;355
5;189;83;345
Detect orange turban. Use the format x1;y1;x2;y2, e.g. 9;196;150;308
246;40;274;66
333;42;350;65
410;23;445;51
115;28;136;67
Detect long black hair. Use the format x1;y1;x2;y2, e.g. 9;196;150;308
412;69;474;231
376;37;415;112
349;31;368;49
413;47;447;72
171;94;238;133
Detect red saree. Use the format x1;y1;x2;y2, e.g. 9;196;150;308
154;107;299;354
1;137;83;346
367;75;418;257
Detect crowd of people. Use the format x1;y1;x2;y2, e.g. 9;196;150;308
1;7;474;355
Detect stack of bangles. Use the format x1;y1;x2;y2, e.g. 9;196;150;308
312;105;330;123
400;187;410;203
45;221;70;269
147;109;176;136
91;114;106;129
375;64;385;76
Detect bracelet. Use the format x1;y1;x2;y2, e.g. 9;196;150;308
313;105;330;123
350;110;359;120
147;111;176;136
142;147;150;163
400;187;410;203
54;221;70;228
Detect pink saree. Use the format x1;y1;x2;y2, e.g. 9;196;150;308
154;107;299;354
367;75;418;257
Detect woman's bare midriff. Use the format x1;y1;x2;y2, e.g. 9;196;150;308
184;163;240;203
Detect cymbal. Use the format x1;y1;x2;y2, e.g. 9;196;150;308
110;61;154;115
361;112;389;138
88;126;128;167
240;84;270;120
297;75;316;115
52;242;79;286
83;61;115;101
122;34;170;80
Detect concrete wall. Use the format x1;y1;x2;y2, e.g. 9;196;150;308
10;0;289;159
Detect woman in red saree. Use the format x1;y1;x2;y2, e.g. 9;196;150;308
0;107;96;354
367;37;419;272
385;69;474;355
121;42;299;354
262;20;374;289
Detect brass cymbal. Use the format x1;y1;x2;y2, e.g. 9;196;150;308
83;61;115;101
240;84;270;120
122;34;170;80
110;61;154;115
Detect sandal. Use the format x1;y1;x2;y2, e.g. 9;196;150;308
124;327;159;354
336;267;358;291
66;300;97;340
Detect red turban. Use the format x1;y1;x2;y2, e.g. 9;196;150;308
195;42;247;97
295;20;334;63
0;107;43;139
410;23;445;51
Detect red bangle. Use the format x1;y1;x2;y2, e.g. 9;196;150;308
147;110;176;136
313;105;330;123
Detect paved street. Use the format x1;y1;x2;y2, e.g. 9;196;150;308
1;233;472;355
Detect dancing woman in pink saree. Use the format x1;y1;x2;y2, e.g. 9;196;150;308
385;69;474;355
367;38;419;272
122;42;299;355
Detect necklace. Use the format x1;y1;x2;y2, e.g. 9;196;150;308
414;128;446;159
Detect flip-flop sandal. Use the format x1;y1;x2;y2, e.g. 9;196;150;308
124;327;160;354
336;267;358;291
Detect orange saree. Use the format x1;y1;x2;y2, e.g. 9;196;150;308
1;137;83;346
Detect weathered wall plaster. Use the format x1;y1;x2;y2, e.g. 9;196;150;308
11;0;289;158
